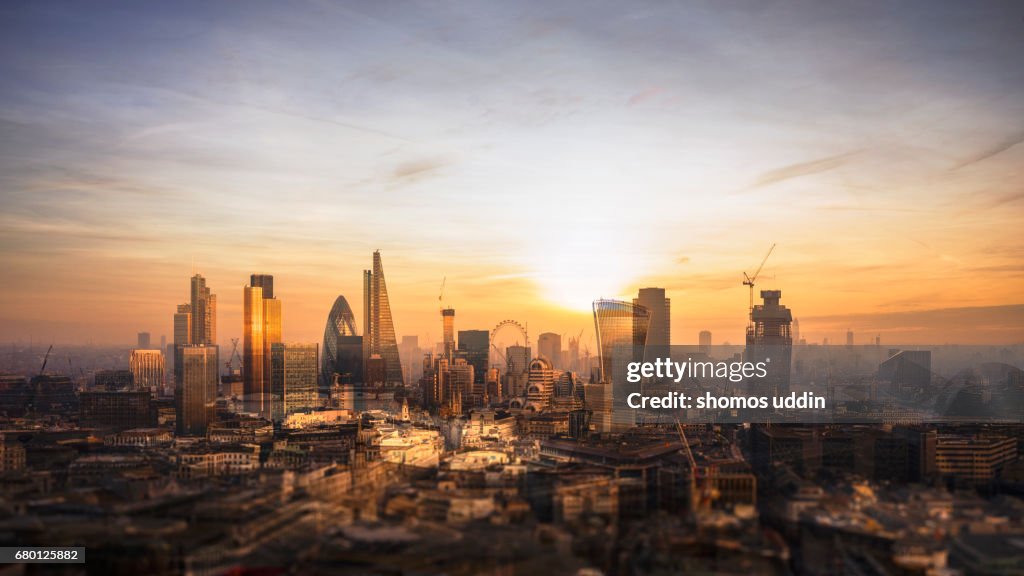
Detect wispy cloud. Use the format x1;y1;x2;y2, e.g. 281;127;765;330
753;151;860;188
951;130;1024;171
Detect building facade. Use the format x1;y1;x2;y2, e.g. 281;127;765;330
363;251;404;386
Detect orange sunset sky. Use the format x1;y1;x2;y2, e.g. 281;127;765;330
1;2;1022;348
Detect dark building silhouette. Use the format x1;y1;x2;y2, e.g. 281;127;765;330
878;350;932;396
634;287;670;348
745;290;793;397
80;390;153;430
322;295;362;387
457;329;489;389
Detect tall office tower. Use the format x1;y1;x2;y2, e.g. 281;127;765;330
189;274;216;346
699;330;712;355
129;349;165;394
457;329;489;390
593;299;651;383
322;295;361;387
243;278;282;416
160;334;166;350
537;332;562;369
269;342;319;421
250;273;274;299
172;303;191;383
744;290;793;397
137;332;151;349
846;329;854;347
593;299;651;432
243;286;264;414
634;287;670;349
362;251;403;386
793;318;801;345
441;308;456;360
176;345;218;437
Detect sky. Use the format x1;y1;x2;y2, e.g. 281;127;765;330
1;0;1023;349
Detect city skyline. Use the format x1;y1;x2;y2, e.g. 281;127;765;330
2;1;1023;347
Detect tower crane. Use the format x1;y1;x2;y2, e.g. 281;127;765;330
225;338;243;375
743;243;776;327
38;344;53;376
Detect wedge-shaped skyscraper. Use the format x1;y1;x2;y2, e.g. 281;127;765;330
363;251;404;386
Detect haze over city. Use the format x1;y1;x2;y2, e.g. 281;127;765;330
2;0;1023;347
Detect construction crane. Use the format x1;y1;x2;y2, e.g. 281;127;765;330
438;276;446;310
743;243;776;327
225;338;243;375
38;344;53;376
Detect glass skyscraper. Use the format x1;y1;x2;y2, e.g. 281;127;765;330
176;345;218;437
363;251;403;386
593;299;651;432
244;275;282;416
322;295;362;387
270;342;319;422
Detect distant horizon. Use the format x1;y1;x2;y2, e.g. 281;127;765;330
2;2;1022;348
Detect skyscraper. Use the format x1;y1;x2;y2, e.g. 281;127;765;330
322;295;362;387
442;307;455;360
137;332;151;349
363;251;403;386
172;303;191;384
593;299;651;432
699;330;712;354
745;290;793;397
190;274;216;346
537;332;562;369
176;345;218;437
243;276;282;416
250;273;274;299
243;285;264;414
457;329;489;391
593;299;651;384
270;342;319;421
634;287;670;348
129;349;165;395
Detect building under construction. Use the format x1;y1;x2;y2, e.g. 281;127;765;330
744;290;793;398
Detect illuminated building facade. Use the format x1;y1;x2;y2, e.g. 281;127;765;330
129;349;165;395
190;274;216;346
442;308;455;360
524;357;556;412
176;345;218;437
172;303;191;384
244;275;283;416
